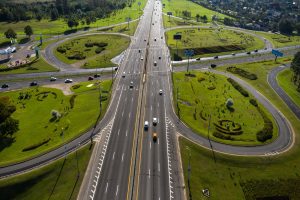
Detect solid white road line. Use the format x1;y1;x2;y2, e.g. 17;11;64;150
105;182;108;193
113;152;115;160
115;185;119;196
122;153;124;162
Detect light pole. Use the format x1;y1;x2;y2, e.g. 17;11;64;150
186;146;192;200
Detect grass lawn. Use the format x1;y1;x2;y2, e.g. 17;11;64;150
54;34;130;68
104;19;139;36
254;31;300;48
0;0;146;35
0;57;58;75
0;142;93;200
0;80;111;166
277;68;300;108
166;28;264;59
180;137;300;200
173;71;278;146
163;15;205;29
162;0;231;22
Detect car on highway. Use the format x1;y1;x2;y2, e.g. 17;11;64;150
94;74;100;78
122;72;126;78
50;77;57;81
214;56;219;59
88;76;94;81
158;56;161;60
254;49;258;52
144;121;149;130
154;38;157;41
153;118;158;126
154;61;157;66
247;52;251;55
141;57;144;60
196;57;201;61
211;64;217;68
64;79;73;83
159;89;163;95
138;49;141;53
130;81;134;88
231;53;235;56
30;81;38;86
152;132;157;142
1;83;9;88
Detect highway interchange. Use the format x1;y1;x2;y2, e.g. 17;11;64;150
0;0;299;199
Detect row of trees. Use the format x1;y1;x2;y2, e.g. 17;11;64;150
291;51;300;91
278;19;300;35
4;26;33;40
0;0;128;23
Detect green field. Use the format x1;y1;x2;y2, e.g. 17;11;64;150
0;0;146;35
0;80;111;166
104;20;139;36
254;31;300;48
0;142;93;200
163;15;202;29
166;28;264;59
54;34;130;68
0;57;58;75
162;0;231;22
180;137;300;200
172;71;277;146
277;68;300;108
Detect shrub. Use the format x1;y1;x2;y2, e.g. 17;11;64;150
95;47;105;54
72;84;81;89
227;78;249;97
249;99;258;107
22;138;51;151
67;53;86;60
198;77;205;82
69;95;77;109
51;109;61;119
226;66;257;80
213;132;233;140
208;85;216;90
57;46;66;53
256;107;273;142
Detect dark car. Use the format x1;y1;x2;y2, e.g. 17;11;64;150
254;49;258;52
1;83;9;88
246;52;251;55
94;74;100;78
211;64;217;68
158;56;161;60
88;76;94;81
196;57;201;61
30;81;38;86
214;56;219;59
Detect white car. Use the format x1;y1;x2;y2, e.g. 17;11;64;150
141;57;144;60
154;61;157;66
50;77;57;81
153;118;158;126
122;72;126;78
144;121;149;130
159;89;163;95
65;79;73;83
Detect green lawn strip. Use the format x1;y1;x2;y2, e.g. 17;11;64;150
104;19;139;36
277;69;300;108
0;0;146;36
162;0;231;22
180;137;300;200
0;57;58;75
253;31;300;48
166;27;264;59
0;79;111;166
173;71;278;146
163;15;206;29
0;143;93;200
54;34;130;68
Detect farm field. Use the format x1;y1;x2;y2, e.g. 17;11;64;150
0;143;93;200
166;28;264;59
277;68;300;108
0;80;111;166
172;71;278;146
54;34;130;68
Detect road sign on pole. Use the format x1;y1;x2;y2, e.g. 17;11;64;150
272;49;283;61
185;49;194;72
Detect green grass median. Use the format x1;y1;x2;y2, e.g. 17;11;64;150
0;80;111;166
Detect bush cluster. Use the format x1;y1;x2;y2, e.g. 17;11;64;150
256;107;273;142
85;42;108;48
67;53;86;60
227;78;249;97
95;47;105;54
72;84;81;90
22;138;51;152
57;46;66;53
213;132;234;140
69;95;77;109
226;66;258;80
249;99;258;107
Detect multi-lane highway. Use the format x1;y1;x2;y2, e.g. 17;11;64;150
0;0;298;199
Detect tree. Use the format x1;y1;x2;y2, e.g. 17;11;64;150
201;15;208;23
4;28;17;39
24;25;33;38
224;17;233;26
0;96;19;138
67;19;75;29
291;51;300;89
278;18;293;35
295;23;300;36
195;14;200;22
50;8;59;20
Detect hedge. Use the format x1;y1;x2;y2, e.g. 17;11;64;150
227;66;258;80
69;95;77;109
256;107;273;142
22;138;51;152
227;78;249;97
